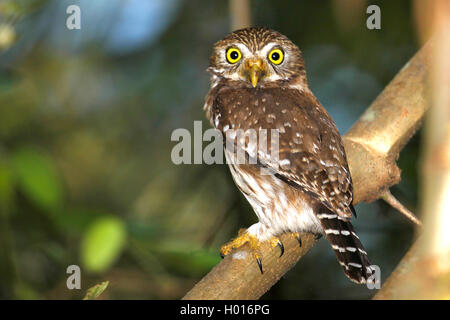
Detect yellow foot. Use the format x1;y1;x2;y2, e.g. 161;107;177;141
220;230;284;274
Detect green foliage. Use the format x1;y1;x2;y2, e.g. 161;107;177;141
0;0;47;18
83;281;109;300
54;208;105;236
0;159;14;212
0;1;22;17
81;217;127;273
12;147;63;212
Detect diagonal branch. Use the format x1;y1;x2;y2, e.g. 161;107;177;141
182;40;432;300
381;190;422;226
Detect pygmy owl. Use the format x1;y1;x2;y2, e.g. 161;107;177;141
204;27;375;284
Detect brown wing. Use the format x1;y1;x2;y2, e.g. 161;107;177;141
208;85;353;218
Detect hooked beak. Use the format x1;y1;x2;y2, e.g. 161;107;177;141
245;59;264;87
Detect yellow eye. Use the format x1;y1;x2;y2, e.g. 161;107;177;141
268;48;284;65
226;48;242;64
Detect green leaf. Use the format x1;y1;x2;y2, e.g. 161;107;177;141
82;281;109;300
12;147;63;212
81;217;126;273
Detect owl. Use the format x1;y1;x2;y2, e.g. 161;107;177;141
204;27;375;284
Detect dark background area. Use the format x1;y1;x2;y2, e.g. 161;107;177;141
0;0;419;299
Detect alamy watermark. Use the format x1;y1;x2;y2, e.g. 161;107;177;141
366;5;381;30
171;120;281;173
367;264;381;290
66;265;81;290
66;5;81;30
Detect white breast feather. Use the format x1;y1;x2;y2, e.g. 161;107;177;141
224;149;322;241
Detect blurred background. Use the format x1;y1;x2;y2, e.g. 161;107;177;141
0;0;422;299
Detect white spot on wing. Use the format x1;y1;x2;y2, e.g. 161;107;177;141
348;262;362;268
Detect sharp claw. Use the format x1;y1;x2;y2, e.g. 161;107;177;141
277;241;284;257
256;257;264;274
314;234;323;240
220;252;225;259
297;237;302;247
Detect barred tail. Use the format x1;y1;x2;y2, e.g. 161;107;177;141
316;205;375;284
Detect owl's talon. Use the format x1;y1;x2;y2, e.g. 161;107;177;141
292;232;302;247
314;233;323;240
256;257;264;274
277;241;284;257
269;236;284;257
220;252;225;259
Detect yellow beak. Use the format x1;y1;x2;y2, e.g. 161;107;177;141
246;59;264;87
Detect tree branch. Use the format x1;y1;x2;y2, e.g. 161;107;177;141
381;190;422;226
182;41;432;300
373;0;450;299
229;0;251;31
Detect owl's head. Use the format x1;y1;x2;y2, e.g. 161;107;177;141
208;27;307;89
